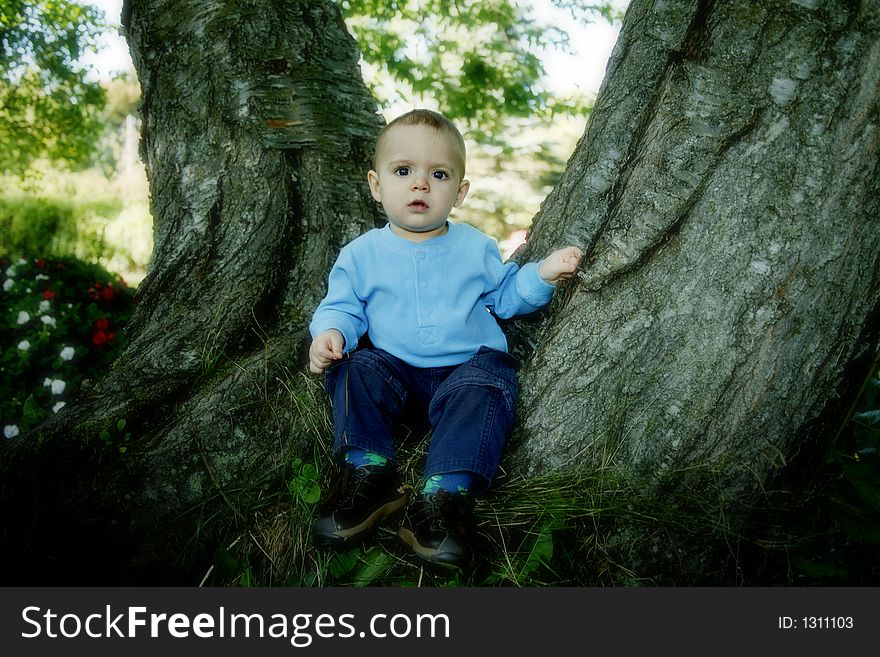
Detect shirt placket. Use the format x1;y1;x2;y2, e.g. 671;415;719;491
413;247;437;345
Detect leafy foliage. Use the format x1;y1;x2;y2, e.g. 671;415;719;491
337;0;599;140
551;0;627;24
0;192;121;259
0;255;135;438
0;168;152;280
0;1;107;174
785;366;880;584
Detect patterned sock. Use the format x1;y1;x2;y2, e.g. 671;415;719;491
343;447;389;468
421;472;473;495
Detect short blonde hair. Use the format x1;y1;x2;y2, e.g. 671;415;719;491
374;109;467;178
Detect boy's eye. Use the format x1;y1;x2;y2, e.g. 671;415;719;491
394;166;411;176
432;170;449;180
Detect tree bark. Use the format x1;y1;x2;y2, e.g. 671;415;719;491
0;0;383;584
0;0;877;585
508;0;879;581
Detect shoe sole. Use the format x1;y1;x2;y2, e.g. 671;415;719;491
397;527;467;572
312;494;409;548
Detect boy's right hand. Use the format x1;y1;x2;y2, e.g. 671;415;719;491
309;329;345;374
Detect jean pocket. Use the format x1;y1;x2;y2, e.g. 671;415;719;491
469;346;520;382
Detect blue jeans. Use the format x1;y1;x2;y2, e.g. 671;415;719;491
324;346;519;493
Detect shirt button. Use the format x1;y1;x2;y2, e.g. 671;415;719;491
416;252;426;260
422;309;431;316
420;281;428;288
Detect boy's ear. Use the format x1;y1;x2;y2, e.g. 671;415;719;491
454;178;470;207
367;170;382;202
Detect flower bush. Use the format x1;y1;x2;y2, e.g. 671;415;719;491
1;255;135;439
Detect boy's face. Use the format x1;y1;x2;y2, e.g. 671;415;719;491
368;124;470;242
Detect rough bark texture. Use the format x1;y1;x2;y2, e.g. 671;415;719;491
0;0;877;585
508;0;879;580
0;0;383;583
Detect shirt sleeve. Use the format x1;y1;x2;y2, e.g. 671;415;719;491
309;249;367;352
483;241;556;319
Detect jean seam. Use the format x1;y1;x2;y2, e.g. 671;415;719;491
477;386;498;475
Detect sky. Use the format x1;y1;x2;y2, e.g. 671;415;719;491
83;0;622;95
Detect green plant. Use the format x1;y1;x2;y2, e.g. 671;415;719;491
100;418;133;453
0;194;122;260
288;457;321;507
786;365;880;584
1;254;135;438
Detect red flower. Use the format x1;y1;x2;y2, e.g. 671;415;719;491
36;259;46;268
42;290;55;300
95;318;110;330
87;288;99;300
0;258;8;266
92;331;109;345
94;282;103;290
101;286;115;301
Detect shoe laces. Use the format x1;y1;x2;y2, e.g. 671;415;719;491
333;465;376;510
418;491;473;533
320;465;363;513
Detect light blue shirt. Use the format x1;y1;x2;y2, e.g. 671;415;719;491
309;222;556;367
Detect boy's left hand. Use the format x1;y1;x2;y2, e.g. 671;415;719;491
539;246;583;285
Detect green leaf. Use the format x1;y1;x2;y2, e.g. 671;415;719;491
295;478;321;505
99;430;111;442
290;462;320;503
520;524;555;579
353;547;394;587
328;551;359;579
21;394;46;427
117;418;126;431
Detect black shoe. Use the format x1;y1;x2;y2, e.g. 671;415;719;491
398;491;475;571
312;463;409;548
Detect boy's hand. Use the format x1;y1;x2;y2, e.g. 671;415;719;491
539;246;583;285
309;329;345;374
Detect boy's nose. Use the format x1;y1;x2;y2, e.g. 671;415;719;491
412;176;429;191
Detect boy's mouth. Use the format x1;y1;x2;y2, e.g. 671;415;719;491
408;200;429;212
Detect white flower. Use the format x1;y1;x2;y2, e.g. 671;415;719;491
16;311;30;324
17;339;30;351
17;258;27;265
35;274;49;281
43;376;68;395
3;425;20;439
40;315;57;327
60;346;75;361
52;401;66;414
39;299;51;311
5;266;16;277
3;279;12;291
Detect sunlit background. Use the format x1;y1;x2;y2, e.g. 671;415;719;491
4;0;626;286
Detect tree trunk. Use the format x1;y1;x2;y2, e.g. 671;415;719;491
0;0;383;584
0;0;877;585
508;0;879;582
